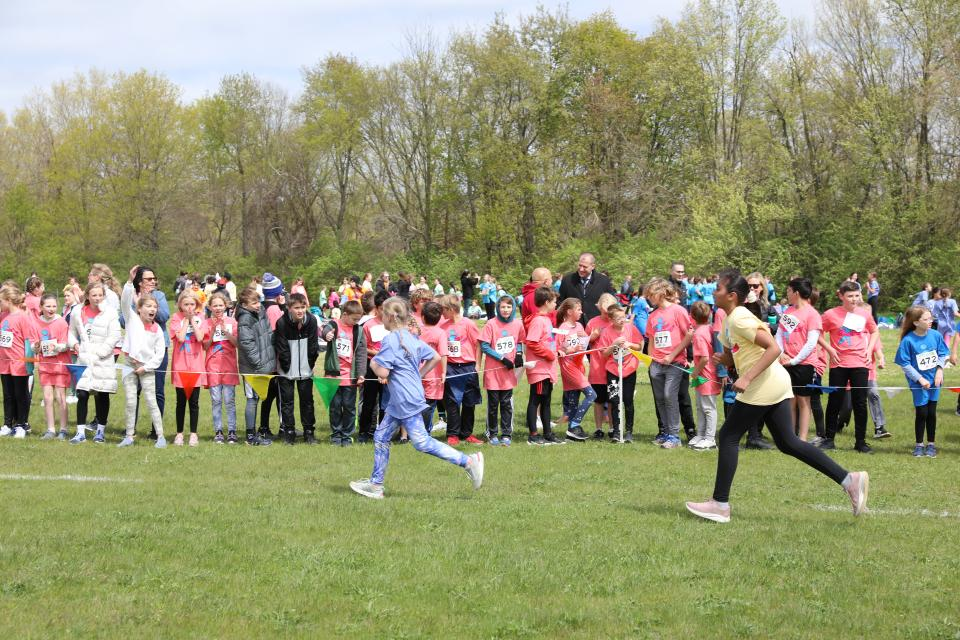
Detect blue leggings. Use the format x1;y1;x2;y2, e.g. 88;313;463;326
372;412;468;485
562;386;597;428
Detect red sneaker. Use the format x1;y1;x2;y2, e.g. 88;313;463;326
464;435;484;444
447;436;461;446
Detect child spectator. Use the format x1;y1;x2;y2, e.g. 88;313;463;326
204;292;240;444
478;295;525;446
439;295;482;445
273;292;320;445
597;306;643;442
418;302;448;432
895;306;949;458
555;298;594;442
321;300;367;446
525;286;560;445
689;301;720;449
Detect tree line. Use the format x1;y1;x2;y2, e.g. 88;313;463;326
1;0;958;309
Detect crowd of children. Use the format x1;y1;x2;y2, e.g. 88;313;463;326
2;265;959;477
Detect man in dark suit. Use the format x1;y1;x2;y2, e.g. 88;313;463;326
558;252;617;324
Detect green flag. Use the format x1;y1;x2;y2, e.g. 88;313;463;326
312;376;341;409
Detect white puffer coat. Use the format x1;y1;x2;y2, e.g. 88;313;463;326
68;306;121;393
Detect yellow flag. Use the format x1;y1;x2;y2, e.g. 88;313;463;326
244;374;274;398
630;349;653;365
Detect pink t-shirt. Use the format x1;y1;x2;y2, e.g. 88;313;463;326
479;316;525;391
204;316;239;387
821;306;877;369
445;317;479;365
25;294;41;321
596;323;643;377
363;317;386;357
35;315;71;387
525;314;557;384
557;321;589;391
333;319;355;387
646;303;692;366
692;323;720;396
0;310;37;377
778;304;822;367
585;316;611;385
712;307;727;334
420;324;447;400
266;304;283;331
169;312;207;388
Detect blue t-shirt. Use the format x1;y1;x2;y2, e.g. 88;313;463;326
372;329;437;419
702;282;716;306
895;330;948;387
686;282;701;306
631;296;651;337
933;298;958;330
480;282;497;304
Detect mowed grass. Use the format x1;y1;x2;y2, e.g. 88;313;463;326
1;329;959;639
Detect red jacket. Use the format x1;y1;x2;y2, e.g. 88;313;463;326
521;281;556;330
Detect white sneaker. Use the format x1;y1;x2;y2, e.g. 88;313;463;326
0;425;12;437
432;419;447;433
688;436;703;447
465;452;485;490
536;416;543;430
685;499;731;523
66;395;78;405
350;479;385;500
695;438;717;450
13;426;27;439
845;471;869;516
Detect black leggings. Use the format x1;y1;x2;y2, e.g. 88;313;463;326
713;399;848;503
76;389;110;426
914;401;937;443
825;367;869;444
607;371;636;435
176;387;199;433
526;379;553;435
810;392;825;437
1;374;30;425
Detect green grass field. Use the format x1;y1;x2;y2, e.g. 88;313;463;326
2;329;959;638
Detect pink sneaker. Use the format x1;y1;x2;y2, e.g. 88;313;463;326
173;433;184;446
189;432;199;447
685;499;731;523
845;471;869;516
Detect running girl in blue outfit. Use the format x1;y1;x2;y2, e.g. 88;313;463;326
350;298;484;500
894;306;950;458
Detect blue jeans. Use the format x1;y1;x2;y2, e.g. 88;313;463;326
210;384;237;432
562;386;596;429
371;412;467;485
330;385;358;442
243;382;259;433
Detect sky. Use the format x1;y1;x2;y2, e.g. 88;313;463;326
0;0;818;118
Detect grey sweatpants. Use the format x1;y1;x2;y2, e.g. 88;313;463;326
867;379;885;429
650;362;684;437
123;369;163;438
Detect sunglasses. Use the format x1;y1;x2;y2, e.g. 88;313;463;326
142;276;157;281
749;283;762;289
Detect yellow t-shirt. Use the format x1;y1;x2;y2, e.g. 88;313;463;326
720;306;792;406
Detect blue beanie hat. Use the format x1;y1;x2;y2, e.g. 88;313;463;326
262;273;283;299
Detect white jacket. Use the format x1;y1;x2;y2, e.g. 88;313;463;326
120;283;165;371
68;305;121;393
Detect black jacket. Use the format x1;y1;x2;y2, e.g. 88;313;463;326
273;310;319;379
558;270;616;323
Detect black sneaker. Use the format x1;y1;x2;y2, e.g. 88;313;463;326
214;431;225;444
259;428;275;440
543;432;565;445
565;426;588;441
854;441;873;454
817;438;836;450
304;430;317;445
284;429;295;446
148;429;158;441
527;433;545;446
592;429;604;440
623;431;633;443
357;436;372;444
246;433;272;446
873;427;892;439
745;437;774;450
227;432;238;444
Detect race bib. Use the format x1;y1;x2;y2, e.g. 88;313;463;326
448;340;462;358
335;336;351;358
41;340;57;357
654;331;672;349
842;312;866;333
370;324;388;344
495;336;515;356
0;331;12;349
779;314;800;334
613;345;629;361
564;335;580;351
212;325;230;342
916;350;939;371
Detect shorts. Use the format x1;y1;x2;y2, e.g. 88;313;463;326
591;382;609;404
787;364;816;396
